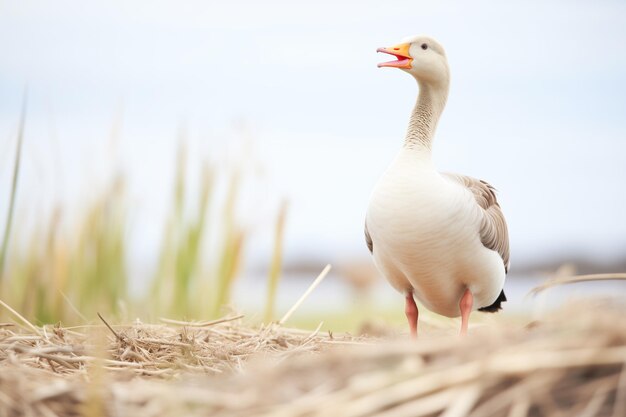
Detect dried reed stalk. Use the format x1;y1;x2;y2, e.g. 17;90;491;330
529;272;626;295
1;300;625;417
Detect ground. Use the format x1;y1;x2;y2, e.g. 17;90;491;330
1;300;625;417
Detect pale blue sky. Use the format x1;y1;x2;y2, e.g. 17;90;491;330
1;0;626;276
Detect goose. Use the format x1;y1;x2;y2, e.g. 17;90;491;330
365;35;509;337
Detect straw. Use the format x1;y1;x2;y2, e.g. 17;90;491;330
528;272;626;296
279;264;331;325
2;301;626;416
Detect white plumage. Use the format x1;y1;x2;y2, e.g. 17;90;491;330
366;35;509;336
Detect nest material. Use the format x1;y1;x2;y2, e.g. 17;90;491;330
1;303;626;417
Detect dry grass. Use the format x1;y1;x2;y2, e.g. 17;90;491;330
529;272;626;295
1;299;626;417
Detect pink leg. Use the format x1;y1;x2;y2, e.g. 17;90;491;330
405;292;419;339
459;288;473;336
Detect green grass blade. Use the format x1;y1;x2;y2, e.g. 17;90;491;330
212;171;245;318
264;201;287;323
0;88;27;284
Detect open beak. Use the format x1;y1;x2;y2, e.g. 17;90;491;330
377;43;412;69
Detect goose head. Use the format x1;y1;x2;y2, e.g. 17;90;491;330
377;35;449;86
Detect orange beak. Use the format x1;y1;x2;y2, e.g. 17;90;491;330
377;43;412;69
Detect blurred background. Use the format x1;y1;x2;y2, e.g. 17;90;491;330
1;0;625;329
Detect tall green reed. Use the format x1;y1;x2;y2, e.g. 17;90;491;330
0;91;26;288
210;171;246;318
3;177;128;324
2;119;262;324
150;143;247;319
151;143;215;317
68;176;128;317
264;201;287;323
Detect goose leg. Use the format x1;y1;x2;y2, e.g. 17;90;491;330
405;292;419;339
459;288;473;336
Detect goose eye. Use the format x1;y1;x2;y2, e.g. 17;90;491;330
421;43;428;50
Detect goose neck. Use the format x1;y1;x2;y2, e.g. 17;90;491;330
404;80;449;150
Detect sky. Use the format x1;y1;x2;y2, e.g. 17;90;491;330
1;0;626;280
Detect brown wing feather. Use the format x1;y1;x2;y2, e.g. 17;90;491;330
443;173;510;273
364;221;373;254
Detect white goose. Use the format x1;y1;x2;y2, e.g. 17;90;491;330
365;36;510;336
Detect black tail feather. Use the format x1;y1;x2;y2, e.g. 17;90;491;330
478;289;507;312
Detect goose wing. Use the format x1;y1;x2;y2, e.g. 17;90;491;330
443;173;510;273
364;221;373;254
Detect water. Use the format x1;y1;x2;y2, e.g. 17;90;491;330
232;271;626;319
